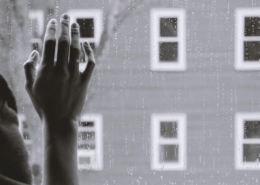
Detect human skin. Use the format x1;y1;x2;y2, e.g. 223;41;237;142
23;13;95;185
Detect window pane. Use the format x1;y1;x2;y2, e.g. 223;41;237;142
159;42;178;62
79;131;95;140
76;18;94;38
160;18;177;37
245;17;260;36
22;121;28;128
23;132;30;140
32;42;39;51
244;41;260;61
79;157;91;164
80;121;95;127
78;143;95;149
159;145;178;162
243;144;260;162
244;121;260;138
160;121;177;138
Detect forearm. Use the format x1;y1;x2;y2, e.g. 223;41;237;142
42;120;79;185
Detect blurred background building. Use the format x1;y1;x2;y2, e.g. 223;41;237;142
0;0;260;184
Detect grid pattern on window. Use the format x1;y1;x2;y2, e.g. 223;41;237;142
235;8;260;70
28;10;44;51
78;114;103;171
150;9;186;71
151;113;186;170
235;113;260;170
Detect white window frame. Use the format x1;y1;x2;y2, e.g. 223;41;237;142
151;113;187;170
68;9;103;46
78;114;103;171
28;10;44;50
150;8;186;71
235;112;260;170
235;8;260;70
18;114;32;147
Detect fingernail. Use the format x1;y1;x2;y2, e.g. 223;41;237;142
50;19;57;25
72;23;79;28
84;42;89;47
62;13;69;20
30;50;36;58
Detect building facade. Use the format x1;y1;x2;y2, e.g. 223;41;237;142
9;0;260;184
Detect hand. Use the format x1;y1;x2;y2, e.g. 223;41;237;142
23;14;95;125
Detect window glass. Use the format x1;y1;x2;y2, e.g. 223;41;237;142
159;145;178;162
159;42;178;61
243;144;260;162
160;121;177;138
244;121;260;138
245;17;260;36
160;18;177;37
76;18;94;38
244;41;260;61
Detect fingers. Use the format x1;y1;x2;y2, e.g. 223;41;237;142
69;23;81;76
81;41;95;84
23;50;39;91
56;14;70;70
41;19;57;66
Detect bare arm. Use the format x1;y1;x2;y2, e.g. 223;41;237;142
23;13;95;185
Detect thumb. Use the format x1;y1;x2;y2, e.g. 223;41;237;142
23;50;39;90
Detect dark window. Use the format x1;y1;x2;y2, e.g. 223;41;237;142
23;132;30;140
32;43;39;51
78;143;95;149
243;144;260;162
160;122;177;138
159;145;178;162
160;18;177;37
78;132;95;140
79;157;91;164
245;17;260;36
76;18;94;38
244;121;260;138
159;42;178;62
80;121;95;127
244;41;260;61
22;121;28;129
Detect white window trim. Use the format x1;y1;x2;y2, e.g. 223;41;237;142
17;114;32;146
28;10;44;37
68;9;103;46
151;113;187;170
235;8;260;70
150;8;186;71
235;112;260;170
78;114;103;171
28;10;44;50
